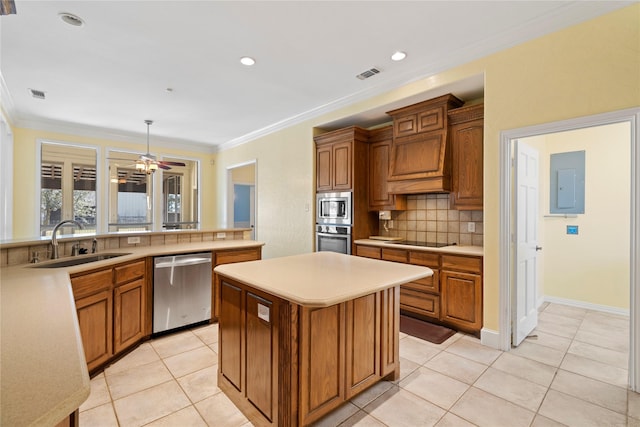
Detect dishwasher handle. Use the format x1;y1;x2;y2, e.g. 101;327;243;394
155;255;212;269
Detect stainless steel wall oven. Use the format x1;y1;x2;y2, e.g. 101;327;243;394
315;224;352;255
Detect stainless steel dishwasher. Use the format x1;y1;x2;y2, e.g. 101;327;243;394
153;252;212;334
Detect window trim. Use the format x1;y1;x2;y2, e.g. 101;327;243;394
36;139;100;236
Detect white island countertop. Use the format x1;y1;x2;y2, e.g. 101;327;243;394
214;251;433;307
0;239;264;426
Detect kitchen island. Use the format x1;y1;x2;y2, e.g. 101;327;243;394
214;251;432;426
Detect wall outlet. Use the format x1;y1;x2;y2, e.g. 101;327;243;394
388;220;394;229
216;232;226;239
127;236;141;244
467;222;476;233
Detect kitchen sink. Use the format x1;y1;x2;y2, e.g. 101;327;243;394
29;253;131;268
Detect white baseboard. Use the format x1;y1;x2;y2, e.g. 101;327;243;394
544;296;629;317
480;328;502;350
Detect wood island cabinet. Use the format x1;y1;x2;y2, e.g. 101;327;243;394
449;103;484;210
212;246;262;320
218;275;400;426
355;244;483;334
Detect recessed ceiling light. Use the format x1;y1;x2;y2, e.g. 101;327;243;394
391;51;407;61
59;12;85;27
240;56;256;66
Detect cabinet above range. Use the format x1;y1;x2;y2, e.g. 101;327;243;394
386;94;464;194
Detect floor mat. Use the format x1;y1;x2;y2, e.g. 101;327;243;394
400;314;455;344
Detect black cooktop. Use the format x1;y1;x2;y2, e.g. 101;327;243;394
389;241;453;248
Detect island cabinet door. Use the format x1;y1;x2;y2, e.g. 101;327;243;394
345;293;381;399
245;292;278;423
299;304;346;426
219;281;244;391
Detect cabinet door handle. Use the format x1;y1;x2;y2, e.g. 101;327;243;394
535;246;543;251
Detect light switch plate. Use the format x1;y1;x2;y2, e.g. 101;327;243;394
216;232;226;239
467;222;476;233
567;225;579;235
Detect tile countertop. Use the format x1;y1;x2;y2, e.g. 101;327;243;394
215;251;433;307
0;240;264;427
354;239;484;257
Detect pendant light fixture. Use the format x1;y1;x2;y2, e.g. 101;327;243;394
136;120;159;174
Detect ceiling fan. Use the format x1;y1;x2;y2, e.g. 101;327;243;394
109;120;186;174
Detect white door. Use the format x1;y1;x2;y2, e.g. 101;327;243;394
513;140;540;346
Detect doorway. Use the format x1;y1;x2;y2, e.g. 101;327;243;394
499;107;640;390
227;161;256;240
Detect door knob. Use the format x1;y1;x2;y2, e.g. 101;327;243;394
535;246;543;251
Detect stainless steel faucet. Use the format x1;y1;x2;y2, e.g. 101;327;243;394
50;220;83;259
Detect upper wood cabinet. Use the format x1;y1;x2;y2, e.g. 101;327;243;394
449;104;484;210
314;127;368;193
386;94;464;194
367;126;406;211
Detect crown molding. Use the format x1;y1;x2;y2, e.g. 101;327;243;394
0;72;16;126
12;117;216;154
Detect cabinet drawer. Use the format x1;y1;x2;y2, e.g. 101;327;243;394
400;288;439;318
215;248;260;265
355;245;381;259
409;251;439;267
441;255;481;273
382;248;408;263
404;270;440;294
71;269;112;298
114;260;145;285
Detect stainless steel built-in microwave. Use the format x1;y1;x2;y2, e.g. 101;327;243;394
316;192;352;225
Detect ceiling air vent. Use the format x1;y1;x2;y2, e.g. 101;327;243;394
29;89;46;99
356;67;381;80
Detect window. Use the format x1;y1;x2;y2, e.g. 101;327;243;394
161;157;199;230
108;151;199;232
40;143;97;236
108;152;153;232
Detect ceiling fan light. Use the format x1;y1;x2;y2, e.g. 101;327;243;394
149;163;158;172
135;160;146;171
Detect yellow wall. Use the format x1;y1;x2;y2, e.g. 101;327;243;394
11;127;218;237
215;4;640;332
531;123;631;310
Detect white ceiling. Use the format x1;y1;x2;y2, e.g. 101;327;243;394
0;1;632;152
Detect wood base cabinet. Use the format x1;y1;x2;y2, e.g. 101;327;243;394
355;244;483;334
217;275;399;426
71;259;148;374
441;255;483;333
75;288;113;371
113;260;146;354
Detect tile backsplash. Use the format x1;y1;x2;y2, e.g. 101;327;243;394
379;194;483;246
0;230;249;267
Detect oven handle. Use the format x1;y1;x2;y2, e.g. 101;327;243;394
316;232;350;238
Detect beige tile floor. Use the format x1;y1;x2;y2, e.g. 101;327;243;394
79;302;639;426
